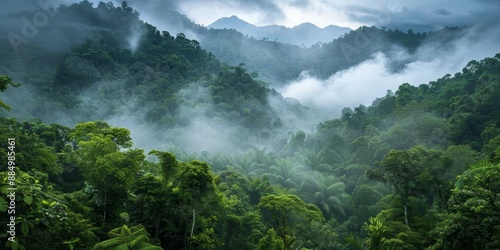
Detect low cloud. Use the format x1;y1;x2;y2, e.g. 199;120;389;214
280;22;500;117
344;1;500;31
127;22;145;51
433;9;452;16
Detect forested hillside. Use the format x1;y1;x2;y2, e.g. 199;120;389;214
0;1;311;152
29;3;466;85
199;26;465;83
207;15;351;47
1;1;500;250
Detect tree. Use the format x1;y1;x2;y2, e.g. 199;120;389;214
367;146;445;230
377;113;451;150
0;75;20;111
346;217;391;250
298;173;349;220
431;161;500;249
175;160;220;249
218;170;266;250
131;174;169;241
133;151;180;241
137;151;224;249
0;169;98;250
91;224;162;249
256;229;284;250
301;149;332;173
396;83;417;107
149;150;179;185
231;155;264;178
70;121;144;225
262;158;300;190
258;194;323;250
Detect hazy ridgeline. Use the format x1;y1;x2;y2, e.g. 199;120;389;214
0;1;500;250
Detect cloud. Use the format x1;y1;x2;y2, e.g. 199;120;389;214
433;8;452;16
343;0;500;31
177;0;285;27
287;0;311;8
122;0;179;21
126;21;146;51
281;54;407;117
3;0;500;33
280;22;500;117
0;0;44;15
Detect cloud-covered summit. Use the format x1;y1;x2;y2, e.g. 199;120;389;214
2;0;498;32
208;15;351;46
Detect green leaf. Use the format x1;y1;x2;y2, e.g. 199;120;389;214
0;100;12;111
63;238;80;250
23;195;33;206
139;246;163;250
21;222;29;236
345;232;365;250
119;212;130;224
116;244;128;250
11;239;19;250
0;197;8;212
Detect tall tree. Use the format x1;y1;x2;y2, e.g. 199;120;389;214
367;146;445;230
431;161;500;249
0;75;20;111
258;194;323;250
91;224;162;250
70;121;144;225
175;160;219;249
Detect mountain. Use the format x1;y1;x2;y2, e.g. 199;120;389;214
208;15;351;46
0;2;311;153
198;25;467;84
85;11;473;86
1;2;500;250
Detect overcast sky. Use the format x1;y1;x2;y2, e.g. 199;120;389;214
1;0;499;132
111;0;500;30
174;0;500;30
2;0;499;30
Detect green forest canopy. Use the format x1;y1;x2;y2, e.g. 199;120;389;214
0;1;499;249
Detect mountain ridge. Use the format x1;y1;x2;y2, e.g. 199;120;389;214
208;15;351;46
1;3;500;250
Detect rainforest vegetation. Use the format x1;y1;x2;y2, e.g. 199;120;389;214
1;1;499;249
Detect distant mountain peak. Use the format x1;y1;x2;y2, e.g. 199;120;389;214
295;22;318;28
211;15;249;25
208;16;351;46
208;15;253;31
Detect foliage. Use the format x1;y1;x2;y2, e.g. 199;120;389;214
0;2;499;249
430;162;500;249
0;76;20;111
70;121;144;225
91;224;162;250
258;193;324;249
345;217;390;250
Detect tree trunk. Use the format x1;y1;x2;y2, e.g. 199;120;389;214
191;207;196;237
282;212;288;250
189;207;196;250
155;213;160;239
403;202;410;231
103;183;107;224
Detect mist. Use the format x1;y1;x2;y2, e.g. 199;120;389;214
2;0;499;157
280;21;500;117
100;82;258;155
1;2;499;248
126;22;145;51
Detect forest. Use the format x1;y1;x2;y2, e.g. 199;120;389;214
1;1;500;250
